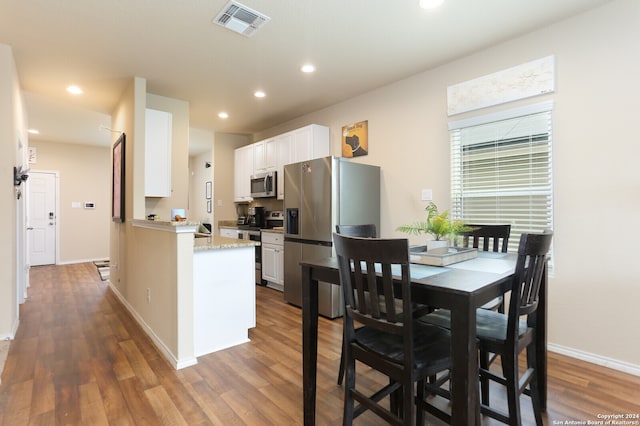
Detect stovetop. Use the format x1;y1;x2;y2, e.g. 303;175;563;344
236;211;283;232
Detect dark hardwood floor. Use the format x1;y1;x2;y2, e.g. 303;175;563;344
0;262;638;425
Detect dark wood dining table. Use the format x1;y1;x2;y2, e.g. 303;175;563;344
300;250;547;426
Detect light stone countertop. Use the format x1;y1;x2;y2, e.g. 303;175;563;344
261;228;284;234
194;235;259;251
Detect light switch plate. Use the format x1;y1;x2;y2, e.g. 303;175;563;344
421;189;433;201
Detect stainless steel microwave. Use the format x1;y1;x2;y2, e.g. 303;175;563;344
250;171;276;198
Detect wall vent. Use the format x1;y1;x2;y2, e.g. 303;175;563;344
213;1;270;37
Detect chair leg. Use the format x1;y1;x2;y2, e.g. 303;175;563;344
479;350;490;405
501;353;522;426
527;343;544;426
390;378;400;417
343;352;355;425
402;377;414;426
338;327;347;385
416;379;425;426
337;345;346;385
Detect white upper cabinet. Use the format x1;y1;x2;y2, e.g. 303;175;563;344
253;138;277;174
234;144;254;202
253;140;266;174
290;124;330;164
264;138;277;171
145;108;172;197
234;124;329;201
274;133;292;200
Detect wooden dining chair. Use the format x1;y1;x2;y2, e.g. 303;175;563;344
335;224;377;386
460;224;511;312
333;233;451;425
460;224;511;253
420;231;552;426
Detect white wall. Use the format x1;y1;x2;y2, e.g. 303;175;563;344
0;43;26;338
254;0;640;372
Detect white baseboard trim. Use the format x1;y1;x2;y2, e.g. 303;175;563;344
56;257;110;266
1;318;20;340
549;343;640;377
107;281;198;370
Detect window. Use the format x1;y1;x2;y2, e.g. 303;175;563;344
449;102;553;254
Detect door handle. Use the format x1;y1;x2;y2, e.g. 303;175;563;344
26;227;34;230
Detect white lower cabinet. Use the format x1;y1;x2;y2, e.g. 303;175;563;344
261;231;283;291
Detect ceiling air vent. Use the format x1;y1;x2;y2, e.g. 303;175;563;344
213;1;270;37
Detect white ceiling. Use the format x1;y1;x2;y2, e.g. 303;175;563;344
1;0;612;150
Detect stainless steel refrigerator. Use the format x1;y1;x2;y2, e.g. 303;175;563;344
283;156;380;318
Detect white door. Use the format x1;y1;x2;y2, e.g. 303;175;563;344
28;171;57;266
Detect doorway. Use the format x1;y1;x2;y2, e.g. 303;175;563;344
28;171;58;266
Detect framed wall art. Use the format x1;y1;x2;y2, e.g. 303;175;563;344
112;133;126;223
341;120;368;158
206;181;212;199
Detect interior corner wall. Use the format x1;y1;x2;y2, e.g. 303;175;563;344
189;151;213;225
109;76;143;299
251;0;640;371
212;133;250;233
0;43;22;338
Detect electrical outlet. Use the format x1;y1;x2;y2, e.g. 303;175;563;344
146;288;151;303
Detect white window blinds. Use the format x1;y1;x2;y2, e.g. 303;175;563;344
449;103;553;253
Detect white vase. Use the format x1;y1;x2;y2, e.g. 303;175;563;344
427;239;449;252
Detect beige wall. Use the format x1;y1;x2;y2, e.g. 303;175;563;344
29;141;110;263
253;0;640;371
109;77;197;366
188;127;214;226
212;133;250;232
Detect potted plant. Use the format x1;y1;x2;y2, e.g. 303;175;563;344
396;202;472;251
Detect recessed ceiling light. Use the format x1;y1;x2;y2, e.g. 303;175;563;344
419;0;444;9
301;64;316;73
28;129;40;134
66;85;83;95
254;90;266;98
218;112;229;119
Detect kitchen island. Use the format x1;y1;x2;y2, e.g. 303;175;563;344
193;235;258;356
119;220;259;369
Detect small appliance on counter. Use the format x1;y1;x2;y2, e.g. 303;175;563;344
248;206;265;228
265;210;284;229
